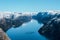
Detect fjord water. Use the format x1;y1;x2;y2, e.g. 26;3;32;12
6;20;47;40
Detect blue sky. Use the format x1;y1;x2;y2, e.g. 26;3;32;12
0;0;60;12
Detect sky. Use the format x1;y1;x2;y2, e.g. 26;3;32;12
0;0;60;12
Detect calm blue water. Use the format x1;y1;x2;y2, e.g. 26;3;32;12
6;20;47;40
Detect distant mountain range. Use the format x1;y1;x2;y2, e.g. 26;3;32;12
0;11;60;40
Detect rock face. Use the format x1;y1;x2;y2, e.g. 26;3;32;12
38;14;60;40
0;28;10;40
0;12;31;32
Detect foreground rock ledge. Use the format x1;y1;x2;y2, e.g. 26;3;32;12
0;28;10;40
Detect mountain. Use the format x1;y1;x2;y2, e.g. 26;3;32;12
0;11;60;40
38;11;60;40
0;12;31;32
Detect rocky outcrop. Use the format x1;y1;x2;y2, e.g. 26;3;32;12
38;14;60;40
0;28;10;40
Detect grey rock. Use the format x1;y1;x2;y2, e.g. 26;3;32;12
38;14;60;40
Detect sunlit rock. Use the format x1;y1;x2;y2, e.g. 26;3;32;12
0;28;10;40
